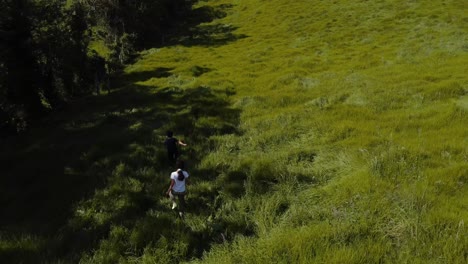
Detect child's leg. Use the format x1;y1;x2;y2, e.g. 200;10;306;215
168;151;175;162
178;194;186;213
169;192;177;209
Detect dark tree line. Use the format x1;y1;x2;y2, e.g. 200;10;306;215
1;0;89;133
83;0;191;61
0;0;192;135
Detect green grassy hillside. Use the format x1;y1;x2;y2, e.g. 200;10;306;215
1;0;467;263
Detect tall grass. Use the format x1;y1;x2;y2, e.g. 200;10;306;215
1;0;466;263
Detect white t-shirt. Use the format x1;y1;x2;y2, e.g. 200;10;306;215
170;170;189;192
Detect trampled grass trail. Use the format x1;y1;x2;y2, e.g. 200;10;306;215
1;0;467;263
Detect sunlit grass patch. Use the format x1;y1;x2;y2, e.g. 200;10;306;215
103;0;468;261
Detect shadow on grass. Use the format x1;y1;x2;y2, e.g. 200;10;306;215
157;3;248;48
178;23;248;47
0;74;240;262
0;2;246;262
114;67;174;85
0;88;162;258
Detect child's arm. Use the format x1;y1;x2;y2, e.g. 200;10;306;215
166;179;175;195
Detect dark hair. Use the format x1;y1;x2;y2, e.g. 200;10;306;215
166;130;173;137
176;160;185;170
177;170;185;181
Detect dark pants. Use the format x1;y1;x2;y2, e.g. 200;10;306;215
167;150;179;163
170;190;186;212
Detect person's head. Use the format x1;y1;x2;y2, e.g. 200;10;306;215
176;160;185;170
166;130;173;137
177;169;185;181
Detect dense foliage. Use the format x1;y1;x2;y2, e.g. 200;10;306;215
0;0;192;135
0;0;90;133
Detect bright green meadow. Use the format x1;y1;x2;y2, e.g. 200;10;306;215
0;0;467;263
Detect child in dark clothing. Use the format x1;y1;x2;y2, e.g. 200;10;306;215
164;131;187;163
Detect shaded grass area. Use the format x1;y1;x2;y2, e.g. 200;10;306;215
178;4;247;47
1;88;159;229
0;1;247;262
149;2;247;48
0;69;241;263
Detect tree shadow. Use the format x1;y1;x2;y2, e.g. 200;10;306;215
0;1;246;259
1;1;249;262
0;75;241;262
157;3;248;48
190;65;212;77
179;23;248;47
0;87;164;231
114;67;174;85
